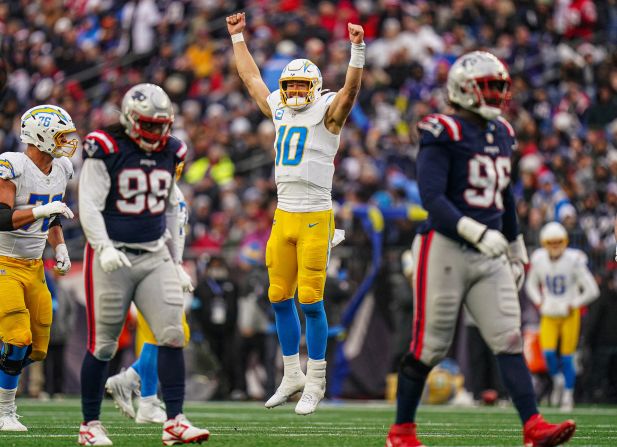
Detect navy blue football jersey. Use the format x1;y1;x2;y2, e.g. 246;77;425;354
83;127;187;243
416;113;519;244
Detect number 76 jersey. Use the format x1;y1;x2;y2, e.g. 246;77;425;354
267;90;339;212
416;113;517;243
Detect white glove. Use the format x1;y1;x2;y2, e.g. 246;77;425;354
54;243;71;275
32;201;74;219
99;246;132;273
176;264;194;292
615;245;617;261
507;235;529;291
401;249;414;279
457;216;508;257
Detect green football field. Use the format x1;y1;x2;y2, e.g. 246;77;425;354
1;399;616;446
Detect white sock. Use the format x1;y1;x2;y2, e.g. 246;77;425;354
0;387;17;406
140;395;157;404
126;367;140;382
306;359;326;381
283;354;302;377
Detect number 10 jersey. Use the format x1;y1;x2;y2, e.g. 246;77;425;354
267;90;339;213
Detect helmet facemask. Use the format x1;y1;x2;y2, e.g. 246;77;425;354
125;112;173;152
280;78;317;109
542;238;568;259
52;129;80;158
466;76;512;120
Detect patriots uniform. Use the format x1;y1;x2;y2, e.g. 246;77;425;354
78;125;187;360
81;127;187;245
416;114;518;245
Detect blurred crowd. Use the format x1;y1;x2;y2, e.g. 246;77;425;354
1;0;616;402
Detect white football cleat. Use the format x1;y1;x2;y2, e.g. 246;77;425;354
0;404;27;431
295;359;326;415
162;414;210;445
78;420;113;445
105;368;139;419
136;396;167;424
265;370;306;409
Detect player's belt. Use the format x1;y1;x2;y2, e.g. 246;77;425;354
118;246;148;256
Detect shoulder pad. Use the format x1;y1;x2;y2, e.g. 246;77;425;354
496;116;515;138
167;136;188;162
267;90;282;115
569;248;588;266
83;130;119;159
0;152;24;180
57;157;74;180
418;114;462;142
530;248;544;265
322;92;336;106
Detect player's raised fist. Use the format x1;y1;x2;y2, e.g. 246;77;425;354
348;23;364;44
227;12;246;35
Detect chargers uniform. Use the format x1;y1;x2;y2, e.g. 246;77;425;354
526;248;599;355
79;126;188;360
0;152;72;360
265;90;337;304
411;113;521;365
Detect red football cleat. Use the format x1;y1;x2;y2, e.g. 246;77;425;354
523;414;576;447
386;423;426;447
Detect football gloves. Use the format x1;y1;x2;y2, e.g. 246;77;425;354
176;264;194;293
99;246;132;273
54;243;71;275
457;216;508;257
32;201;74;220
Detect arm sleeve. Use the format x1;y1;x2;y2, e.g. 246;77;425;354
525;263;543;306
502;184;519;242
165;182;181;264
573;261;600;308
78;158;113;251
416;143;463;234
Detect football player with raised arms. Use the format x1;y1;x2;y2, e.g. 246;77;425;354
0;105;76;431
77;83;209;446
526;222;599;411
386;52;577;447
227;11;364;414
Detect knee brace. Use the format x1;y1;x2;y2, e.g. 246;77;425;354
400;352;432;381
0;344;30;376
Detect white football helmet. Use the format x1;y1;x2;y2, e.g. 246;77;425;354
279;59;323;109
540;221;569;258
447;51;511;120
120;83;174;152
20;105;79;158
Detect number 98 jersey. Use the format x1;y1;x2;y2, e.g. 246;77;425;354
267;90;339;212
82;125;187;244
416;113;518;244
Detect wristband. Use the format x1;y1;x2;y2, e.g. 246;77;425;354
349;42;366;68
231;33;245;44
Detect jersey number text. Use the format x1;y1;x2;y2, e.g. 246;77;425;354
464;155;510;209
275;125;307;166
116;169;172;214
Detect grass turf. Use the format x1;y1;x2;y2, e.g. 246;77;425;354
1;399;615;446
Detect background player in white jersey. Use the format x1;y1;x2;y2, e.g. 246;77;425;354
526;222;599;411
78;84;208;446
0;104;76;431
227;11;365;415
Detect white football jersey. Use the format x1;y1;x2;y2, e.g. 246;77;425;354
267;90;340;212
526;247;599;317
0;152;73;259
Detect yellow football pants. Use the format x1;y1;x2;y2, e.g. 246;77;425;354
135;310;190;356
266;208;334;304
539;308;580;355
0;256;51;361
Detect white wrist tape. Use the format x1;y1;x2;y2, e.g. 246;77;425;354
456;216;487;244
231;33;244;44
349;42;366;68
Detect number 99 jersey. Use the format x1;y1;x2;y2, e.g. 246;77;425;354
416;113;518;244
82;126;187;244
267;90;339;212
